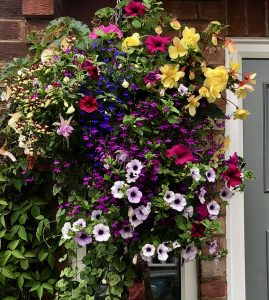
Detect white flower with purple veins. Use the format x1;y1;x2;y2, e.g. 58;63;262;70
157;244;169;261
142;244;155;257
190;167;201;181
72;219;86;232
129;208;143;227
126;171;139;183
61;222;72;240
91;210;102;221
93;224;111;242
219;187;233;201
209;240;218;255
135;203;151;220
119;225;133;239
182;243;198;261
170;193;187;212
206;168;216;182
198;187;207;204
111;181;126;199
183;206;194;219
126;187;142;203
178;84;188;96
172;241;181;249
116;151;128;163
163;191;175;203
74;232;92;246
207;201;220;216
53;115;74;147
126;159;143;175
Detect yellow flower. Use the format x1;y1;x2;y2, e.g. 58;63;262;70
61;38;71;51
170;19;181;30
185;95;202;116
41;48;59;65
155;26;163;35
8;112;22;132
189;71;195;80
213;136;231;160
234;109;251;120
199;87;210;98
203;66;229;102
224;39;237;53
181;27;200;51
230;61;240;76
211;21;221;25
168;37;187;59
122;33;141;52
235;84;254;99
159;64;185;89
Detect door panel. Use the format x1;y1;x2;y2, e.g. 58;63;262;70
243;59;269;300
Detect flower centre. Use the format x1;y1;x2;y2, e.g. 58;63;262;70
98;230;104;235
131;192;136;197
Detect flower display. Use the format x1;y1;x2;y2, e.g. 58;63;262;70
0;0;255;299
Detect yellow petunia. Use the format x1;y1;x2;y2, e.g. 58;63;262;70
122;33;141;52
159;64;185;89
181;27;200;51
185;95;202;116
168;37;187;59
234;108;251;120
199;86;210;98
170;19;181;30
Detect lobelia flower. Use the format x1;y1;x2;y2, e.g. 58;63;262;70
116;151;129;163
93;224;111;242
72;219;86;232
206;168;216;182
126;159;143;175
207;201;220;216
183;206;194;219
198;187;207;204
191;222;206;237
119;225;134;239
91;210;102;220
126;186;142;203
79;95;98;113
166;144;194;165
61;222;72;240
74;232;92;246
190;167;201;181
142;244;155;257
111;181;126;199
163;191;175;203
160;64;185;88
53;115;74;147
178;84;188;96
209;240;218;255
124;1;146;17
219;187;233;200
182;243;197;261
144;35;171;54
157;244;169;261
169;193;187;212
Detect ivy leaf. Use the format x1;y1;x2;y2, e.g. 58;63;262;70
18;226;27;241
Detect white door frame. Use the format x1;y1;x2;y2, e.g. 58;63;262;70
226;38;269;300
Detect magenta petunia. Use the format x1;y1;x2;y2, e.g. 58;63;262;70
191;222;206;237
166;144;193;165
196;204;210;221
79;95;98;113
222;164;242;187
124;1;146;17
81;60;99;80
144;35;171;54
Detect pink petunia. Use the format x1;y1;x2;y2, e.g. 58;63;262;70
124;1;146;17
144;35;171;54
166;144;193;165
90;24;123;39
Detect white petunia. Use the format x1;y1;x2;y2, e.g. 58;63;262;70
190;167;201;181
91;210;102;221
135;203;151;221
157;244;169;261
126;186;142;204
93;224;111;242
126;171;139;183
111;181;126;199
207;201;220;216
206;168;216;182
116;151;128;163
61;222;72;240
182;243;197;261
170;193;187;212
219;187;233;201
163;191;175;203
198;187;207;204
129;208;143;227
126;159;143;175
142;244;155;257
119;225;133;239
183;206;194;219
178;84;188;96
72;219;86;232
209;240;218;255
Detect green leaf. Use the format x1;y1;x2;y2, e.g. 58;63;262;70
175;215;188;230
38;251;48;262
53;184;61;196
10;211;20;226
12;179;22;192
12;249;25;259
30;283;40;292
167;115;180;124
0;215;6;228
132;19;142;28
22;272;33;280
19;214;27;225
48;253;55;268
8;240;20;250
0;229;6;238
18;274;24;290
1;266;15;279
3;297;17;300
0;250;12;266
0;199;8;206
37;285;44;299
18;226;27;241
20;259;29;270
42;282;53;294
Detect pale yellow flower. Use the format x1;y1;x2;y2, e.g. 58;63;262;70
189;71;195;80
199;87;210;98
235;84;254;99
122;33;141;52
181;27;200;51
185;95;202;116
122;79;129;88
159;64;185;89
213;136;230;160
234;109;251;120
61;38;71;51
8;112;22;132
168;37;187;59
41;48;59;65
155;26;163;35
230;61;240;76
170;19;181;30
1;86;11;101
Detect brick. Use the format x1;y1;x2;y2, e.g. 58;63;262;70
163;1;198;20
198;0;226;21
25;21;49;36
201;258;226;278
0;0;22;18
22;0;55;17
0;42;28;62
201;280;227;297
227;0;247;36
0;20;25;41
247;0;267;36
201;297;227;300
204;47;225;66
